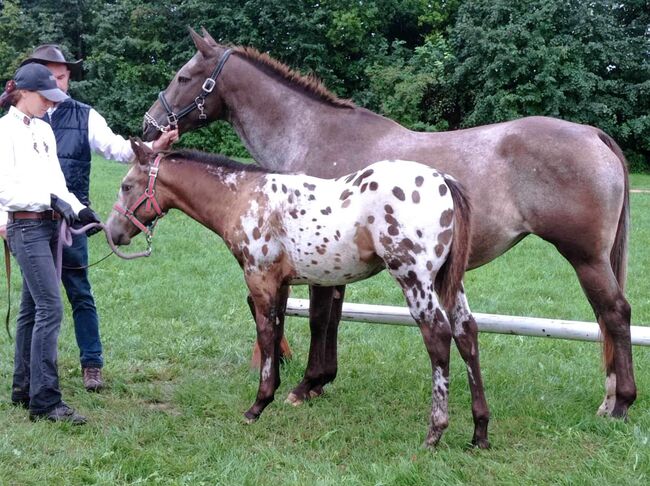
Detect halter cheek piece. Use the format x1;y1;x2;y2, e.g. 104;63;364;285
144;49;233;133
113;154;165;238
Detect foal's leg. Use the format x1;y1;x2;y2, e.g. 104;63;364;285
244;285;286;422
287;285;345;404
249;292;292;369
447;285;490;448
408;298;453;448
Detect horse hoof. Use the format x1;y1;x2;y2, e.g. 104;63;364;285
285;393;303;406
243;411;259;424
472;438;490;449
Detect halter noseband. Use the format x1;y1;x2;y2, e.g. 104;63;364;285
113;154;165;237
145;48;233;133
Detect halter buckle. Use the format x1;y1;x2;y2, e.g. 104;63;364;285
167;113;178;128
202;77;216;93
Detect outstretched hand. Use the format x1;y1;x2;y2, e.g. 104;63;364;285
152;129;179;152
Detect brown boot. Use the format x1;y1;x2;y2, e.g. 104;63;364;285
82;367;104;392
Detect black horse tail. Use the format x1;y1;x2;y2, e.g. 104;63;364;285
436;176;472;310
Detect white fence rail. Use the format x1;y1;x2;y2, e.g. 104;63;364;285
286;298;650;346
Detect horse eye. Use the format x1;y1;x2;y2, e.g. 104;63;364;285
121;183;131;193
178;75;191;84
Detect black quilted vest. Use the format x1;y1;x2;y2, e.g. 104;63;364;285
46;99;92;205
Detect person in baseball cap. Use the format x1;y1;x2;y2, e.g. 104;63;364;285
13;63;69;103
12;43;178;394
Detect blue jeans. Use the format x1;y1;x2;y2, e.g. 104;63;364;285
7;219;64;414
61;232;103;368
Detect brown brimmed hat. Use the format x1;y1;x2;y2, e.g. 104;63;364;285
20;44;83;79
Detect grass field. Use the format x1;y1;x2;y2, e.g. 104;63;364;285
1;157;649;485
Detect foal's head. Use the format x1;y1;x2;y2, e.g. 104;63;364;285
106;139;165;245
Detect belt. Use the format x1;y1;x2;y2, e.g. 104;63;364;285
8;210;60;221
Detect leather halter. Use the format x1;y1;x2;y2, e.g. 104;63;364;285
145;49;233;132
113;154;165;237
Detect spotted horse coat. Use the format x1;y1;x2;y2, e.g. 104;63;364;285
107;142;476;448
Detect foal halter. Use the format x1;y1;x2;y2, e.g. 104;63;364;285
113;154;165;238
145;48;233;133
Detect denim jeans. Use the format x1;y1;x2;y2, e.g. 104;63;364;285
61;232;103;368
7;219;63;414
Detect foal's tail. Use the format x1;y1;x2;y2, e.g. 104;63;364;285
436;176;472;310
598;131;630;369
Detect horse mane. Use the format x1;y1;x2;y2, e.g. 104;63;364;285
233;46;356;109
165;149;271;173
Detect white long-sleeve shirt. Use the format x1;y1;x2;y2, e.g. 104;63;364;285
0;106;85;222
0;103;145;227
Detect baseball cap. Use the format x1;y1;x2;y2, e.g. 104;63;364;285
13;63;68;102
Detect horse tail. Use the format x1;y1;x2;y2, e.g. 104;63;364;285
436;176;472;310
598;131;630;369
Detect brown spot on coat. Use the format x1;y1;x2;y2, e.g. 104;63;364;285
340;189;353;200
439;184;448;196
440;209;453;227
392;186;405;201
253;227;261;240
438;229;452;245
415;176;424;187
412;191;420;203
369;181;378;191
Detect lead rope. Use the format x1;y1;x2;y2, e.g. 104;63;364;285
4;239;11;339
4;221;152;339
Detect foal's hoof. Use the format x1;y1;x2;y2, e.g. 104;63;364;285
243;411;260;424
472;438;491;450
285;393;303;406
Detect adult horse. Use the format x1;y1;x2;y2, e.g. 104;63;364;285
106;139;478;448
142;29;634;419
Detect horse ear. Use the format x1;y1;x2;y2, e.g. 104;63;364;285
200;27;218;47
130;137;152;168
189;26;214;57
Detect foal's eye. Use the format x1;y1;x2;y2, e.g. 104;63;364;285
178;75;191;84
121;184;132;193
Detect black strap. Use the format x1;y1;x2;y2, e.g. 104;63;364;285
159;48;233;124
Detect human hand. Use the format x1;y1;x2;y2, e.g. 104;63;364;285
78;207;102;236
151;129;179;152
0;224;6;240
50;194;77;226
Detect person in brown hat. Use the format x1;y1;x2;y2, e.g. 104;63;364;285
18;44;178;392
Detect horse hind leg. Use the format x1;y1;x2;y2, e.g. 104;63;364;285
392;272;452;447
447;284;490;448
567;255;636;418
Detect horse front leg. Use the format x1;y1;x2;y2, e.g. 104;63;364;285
447;285;490;449
287;285;344;404
244;286;284;423
249;291;293;369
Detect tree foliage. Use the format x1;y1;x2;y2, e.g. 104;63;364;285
0;0;647;168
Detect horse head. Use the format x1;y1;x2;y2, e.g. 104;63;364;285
106;138;167;245
143;28;231;141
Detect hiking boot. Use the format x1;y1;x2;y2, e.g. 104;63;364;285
29;402;86;425
11;387;30;409
83;367;103;392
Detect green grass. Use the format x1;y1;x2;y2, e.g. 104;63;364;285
0;157;649;485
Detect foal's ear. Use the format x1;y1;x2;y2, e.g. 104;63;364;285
130;137;153;168
189;27;214;58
